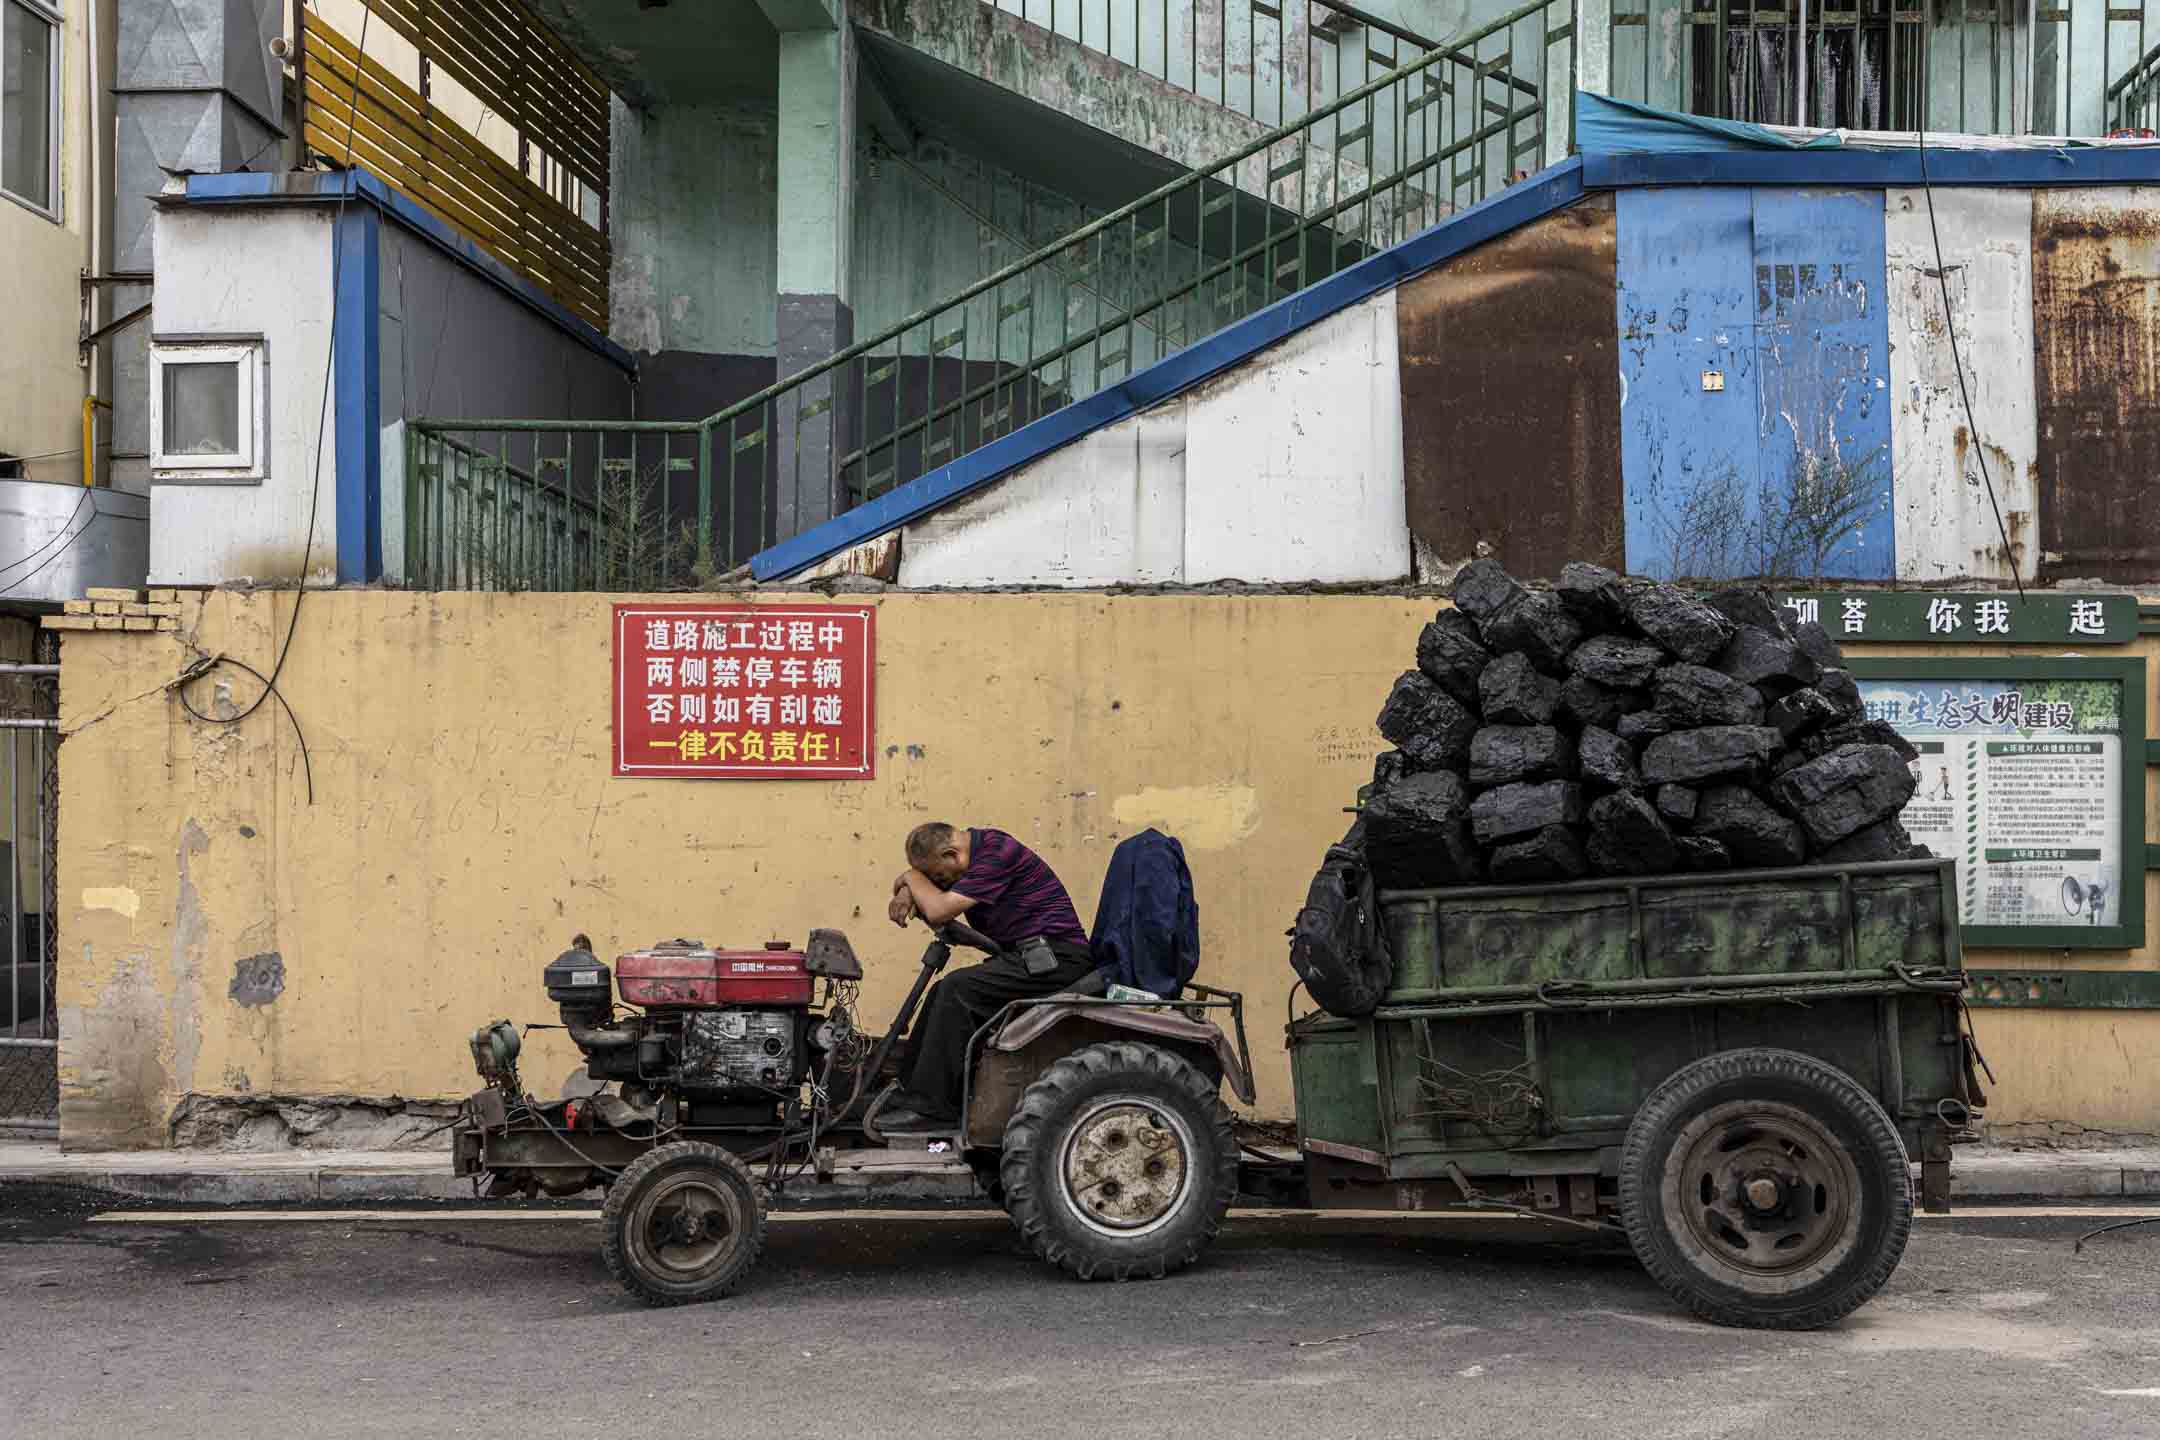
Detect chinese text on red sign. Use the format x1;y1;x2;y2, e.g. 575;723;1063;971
613;606;875;779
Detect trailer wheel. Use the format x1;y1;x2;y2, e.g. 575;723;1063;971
1000;1041;1237;1281
1620;1047;1912;1331
601;1141;766;1307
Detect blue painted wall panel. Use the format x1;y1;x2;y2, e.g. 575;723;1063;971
1749;189;1895;579
1616;187;1763;580
1617;185;1895;581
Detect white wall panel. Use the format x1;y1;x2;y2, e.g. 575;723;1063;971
1181;290;1409;584
1885;187;2039;584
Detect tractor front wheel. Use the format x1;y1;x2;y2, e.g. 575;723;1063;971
601;1141;766;1307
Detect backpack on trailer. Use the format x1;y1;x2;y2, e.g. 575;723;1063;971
1287;823;1392;1018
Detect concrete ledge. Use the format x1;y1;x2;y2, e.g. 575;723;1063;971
7;1140;2157;1207
1949;1147;2160;1202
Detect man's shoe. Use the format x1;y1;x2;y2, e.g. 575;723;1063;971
876;1091;958;1133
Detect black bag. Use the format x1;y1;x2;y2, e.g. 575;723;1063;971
1287;826;1392;1018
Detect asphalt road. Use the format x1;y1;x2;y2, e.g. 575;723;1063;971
5;1190;2160;1440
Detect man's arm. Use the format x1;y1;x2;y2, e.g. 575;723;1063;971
898;868;979;927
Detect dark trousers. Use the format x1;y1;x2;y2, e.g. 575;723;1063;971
901;940;1096;1115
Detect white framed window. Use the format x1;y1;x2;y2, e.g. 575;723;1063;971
150;337;269;483
1;0;61;219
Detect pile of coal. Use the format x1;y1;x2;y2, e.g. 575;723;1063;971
1356;560;1929;891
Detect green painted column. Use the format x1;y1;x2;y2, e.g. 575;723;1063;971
763;0;855;539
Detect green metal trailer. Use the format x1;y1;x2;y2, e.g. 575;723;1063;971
1284;857;1987;1329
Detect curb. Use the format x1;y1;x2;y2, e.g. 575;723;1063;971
4;1151;2156;1209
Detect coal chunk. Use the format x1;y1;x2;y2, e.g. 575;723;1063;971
1816;816;1919;864
1569;634;1667;690
1415;610;1491;708
1480;652;1561;726
1617;709;1676;743
1654;663;1767;728
1557;561;1630;633
1793;620;1845;670
1705;588;1796;637
1376;672;1478;771
1487;825;1589;884
1469;780;1585;845
1479;591;1584;674
1561;675;1641;731
1372;750;1407;789
1693;785;1808;866
1715;627;1821;696
1625;581;1736;664
1654;784;1699;824
1771;743;1920;848
1766;686;1842;743
1802;717;1919;764
1363;771;1483;888
1674;835;1732;872
1469;725;1577;787
1451;558;1526;624
1584;791;1677;875
1817;668;1863;718
1578;726;1641;792
1640;725;1784;786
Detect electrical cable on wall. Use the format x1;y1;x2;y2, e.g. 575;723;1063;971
1915;125;2027;601
170;0;381;805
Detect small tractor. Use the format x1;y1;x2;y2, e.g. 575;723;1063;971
455;922;1256;1304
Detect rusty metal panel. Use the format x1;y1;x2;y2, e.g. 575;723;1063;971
2033;190;2160;584
1399;195;1623;584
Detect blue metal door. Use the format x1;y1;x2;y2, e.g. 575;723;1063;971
1750;188;1895;579
1617;186;1895;581
1617;187;1762;581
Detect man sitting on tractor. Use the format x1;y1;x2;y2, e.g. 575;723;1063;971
878;822;1097;1132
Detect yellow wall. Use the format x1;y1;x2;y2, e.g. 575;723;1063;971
0;0;96;486
54;592;2160;1149
54;589;1432;1148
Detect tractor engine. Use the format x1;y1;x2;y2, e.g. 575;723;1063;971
543;932;862;1118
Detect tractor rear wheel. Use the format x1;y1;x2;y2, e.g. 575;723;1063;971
1619;1047;1912;1330
1000;1041;1237;1281
601;1141;766;1306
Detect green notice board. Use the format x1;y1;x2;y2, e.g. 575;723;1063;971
1848;657;2147;950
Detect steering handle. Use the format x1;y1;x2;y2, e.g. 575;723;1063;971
934;921;1002;957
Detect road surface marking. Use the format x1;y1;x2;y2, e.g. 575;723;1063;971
84;1204;2160;1225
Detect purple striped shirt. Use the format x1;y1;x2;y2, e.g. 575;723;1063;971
952;828;1089;950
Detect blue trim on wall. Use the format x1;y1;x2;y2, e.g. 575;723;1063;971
332;202;382;583
184;171;635;375
750;158;1590;581
1583;147;2160;190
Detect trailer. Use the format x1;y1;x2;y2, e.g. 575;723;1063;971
1280;856;1986;1328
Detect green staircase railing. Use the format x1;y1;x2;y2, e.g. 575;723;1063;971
406;0;1571;590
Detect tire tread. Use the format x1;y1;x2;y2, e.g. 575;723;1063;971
999;1041;1238;1282
1618;1046;1912;1332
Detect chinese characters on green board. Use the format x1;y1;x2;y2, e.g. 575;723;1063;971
1859;677;2122;932
1774;591;2137;644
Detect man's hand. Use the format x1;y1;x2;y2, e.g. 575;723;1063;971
888;885;918;927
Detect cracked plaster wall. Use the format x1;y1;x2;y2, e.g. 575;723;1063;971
51;590;2160;1149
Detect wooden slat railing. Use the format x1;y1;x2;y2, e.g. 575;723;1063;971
298;5;610;328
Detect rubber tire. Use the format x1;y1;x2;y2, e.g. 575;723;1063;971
601;1141;767;1307
1619;1047;1912;1331
1000;1041;1238;1281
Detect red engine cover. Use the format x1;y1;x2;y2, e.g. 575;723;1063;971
616;942;813;1008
